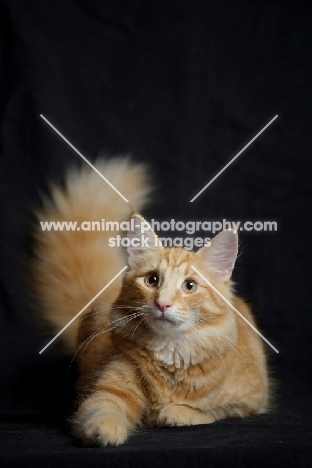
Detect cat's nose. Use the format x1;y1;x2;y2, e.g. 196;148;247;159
156;300;172;313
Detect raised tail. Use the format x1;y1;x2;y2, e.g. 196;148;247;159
31;157;151;353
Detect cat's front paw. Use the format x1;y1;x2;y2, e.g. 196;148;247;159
157;404;215;427
78;412;129;447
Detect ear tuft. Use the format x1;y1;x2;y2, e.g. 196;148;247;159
199;230;238;282
127;212;161;269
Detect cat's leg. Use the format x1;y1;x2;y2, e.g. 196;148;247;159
72;358;146;446
211;402;266;419
157;404;216;427
157;401;262;427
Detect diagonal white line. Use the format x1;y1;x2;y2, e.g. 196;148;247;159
40;114;129;202
190;115;278;202
191;266;279;353
39;265;128;354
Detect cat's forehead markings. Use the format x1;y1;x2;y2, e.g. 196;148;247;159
160;250;190;277
157;250;192;283
159;259;168;271
171;248;190;268
162;263;188;290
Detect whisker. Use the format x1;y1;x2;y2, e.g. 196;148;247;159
210;336;228;378
194;318;264;382
79;312;145;358
79;313;142;357
198;321;254;379
190;320;234;379
62;312;142;377
63;305;146;331
217;330;266;382
130;317;145;340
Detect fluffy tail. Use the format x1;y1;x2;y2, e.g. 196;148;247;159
31;157;151;353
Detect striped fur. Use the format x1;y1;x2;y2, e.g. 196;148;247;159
73;217;269;446
32;162;269;447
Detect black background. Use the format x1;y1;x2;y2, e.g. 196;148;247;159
1;0;311;466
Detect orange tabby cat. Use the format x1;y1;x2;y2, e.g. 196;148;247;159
32;158;269;447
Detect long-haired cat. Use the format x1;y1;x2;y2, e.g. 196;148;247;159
32;158;269;446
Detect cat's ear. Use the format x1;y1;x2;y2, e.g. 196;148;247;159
127;212;161;269
198;230;238;282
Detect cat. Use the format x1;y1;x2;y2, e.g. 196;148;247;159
31;157;269;447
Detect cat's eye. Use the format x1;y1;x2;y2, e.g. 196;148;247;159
182;279;197;293
144;273;159;287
